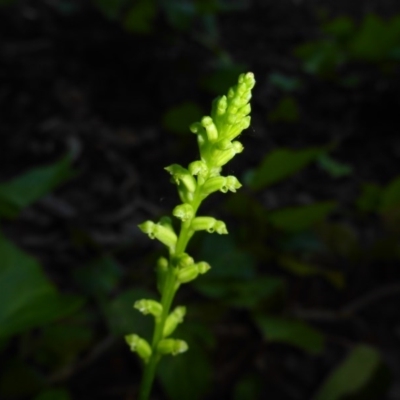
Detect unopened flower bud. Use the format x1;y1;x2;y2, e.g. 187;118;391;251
163;306;186;337
196;261;211;274
173;204;194;221
125;334;152;362
175;252;194;268
238;103;251;117
189;121;202;134
157;338;188;356
213;141;244;167
176;264;199;283
134;299;163;318
216;95;227;115
216;139;232;150
201;116;218;142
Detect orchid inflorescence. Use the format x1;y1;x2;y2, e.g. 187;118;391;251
126;72;255;400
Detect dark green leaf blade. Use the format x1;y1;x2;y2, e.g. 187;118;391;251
246;147;325;191
0;155;75;219
0;234;83;339
268;201;337;232
254;314;325;354
313;345;390;400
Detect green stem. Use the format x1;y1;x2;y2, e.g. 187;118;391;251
138;191;202;400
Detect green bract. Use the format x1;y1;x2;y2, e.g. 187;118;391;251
128;72;255;400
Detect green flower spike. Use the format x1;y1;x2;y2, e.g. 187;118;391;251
134;72;255;400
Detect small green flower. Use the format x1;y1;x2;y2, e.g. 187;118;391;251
163;306;186;337
157;338;188;356
165;164;197;193
125;334;152;363
191;217;228;234
173;203;194;221
175;261;210;284
134;299;163;318
138;220;177;249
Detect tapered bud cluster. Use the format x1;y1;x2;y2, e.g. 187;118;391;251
132;73;255;364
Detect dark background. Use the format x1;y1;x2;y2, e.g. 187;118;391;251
1;0;400;399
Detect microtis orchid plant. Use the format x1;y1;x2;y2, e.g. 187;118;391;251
126;72;256;400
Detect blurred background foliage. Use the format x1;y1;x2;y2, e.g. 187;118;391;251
0;0;400;399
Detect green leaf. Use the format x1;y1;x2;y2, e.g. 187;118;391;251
162;102;203;135
348;14;400;61
268;95;300;123
0;234;83;339
103;288;155;337
254;314;325;354
313;345;390;400
278;256;344;289
268;72;302;92
198;235;256;280
0;155;75;219
73;255;122;298
356;183;382;213
227;276;286;308
123;0;156;34
315;222;360;260
317;153;352;178
322;16;356;39
160;0;196;31
34;323;93;367
34;389;72;400
157;323;213;400
268;201;337;232
246;147;325;190
280;231;325;253
194;235;256;298
295;40;345;76
380;176;400;211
